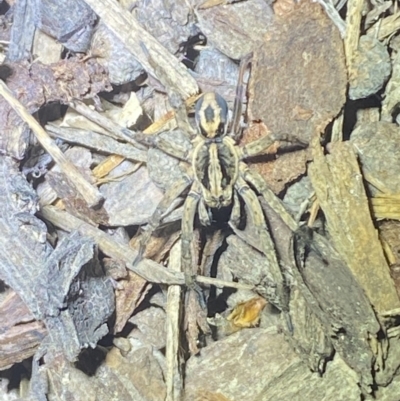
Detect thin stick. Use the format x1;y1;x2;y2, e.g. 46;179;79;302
69;100;147;151
165;242;183;401
344;0;364;71
0;80;103;207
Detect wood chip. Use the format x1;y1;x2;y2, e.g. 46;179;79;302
308;138;400;313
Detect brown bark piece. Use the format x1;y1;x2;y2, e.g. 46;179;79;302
379;221;400;298
0;59;111;159
248;0;346;144
114;272;150;334
47;171;109;225
309;139;400;313
195;0;274;60
255;147;308;194
351;122;400;195
0;291;46;370
98;342;166;401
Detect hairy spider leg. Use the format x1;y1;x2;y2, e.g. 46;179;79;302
238;128;300;232
152;135;190;161
229;53;253;140
240;164;298;232
229;189;242;228
133;175;193;265
235;176;289;313
198;198;212;226
181;182;201;287
240;131;296;159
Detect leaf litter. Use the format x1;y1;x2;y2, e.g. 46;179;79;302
1;0;400;400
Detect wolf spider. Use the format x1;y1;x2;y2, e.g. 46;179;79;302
134;56;298;313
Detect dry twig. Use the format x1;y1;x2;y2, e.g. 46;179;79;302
0;80;103;207
165;241;183;401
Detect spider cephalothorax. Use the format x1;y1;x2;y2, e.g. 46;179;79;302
192;93;239;210
134;57;296;315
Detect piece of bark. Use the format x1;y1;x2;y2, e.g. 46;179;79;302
0;59;111;160
350;122;400;196
37;0;97;52
90;21;144;85
248;0;347;145
242;0;346;192
134;0;195;55
100;162;164;226
308;139;400;313
0;291;46;370
382;48;400;122
259;196;334;373
184;328;361;400
371;194;400;221
347;35;391;100
379;221;400;297
114;272;151;334
254;355;361;401
7;0;36;61
147;130;190;191
291;227;382;393
195;0;274;60
194;48;239;105
343;0;363;69
32;30;63;64
95;338;166;401
128;305;167;350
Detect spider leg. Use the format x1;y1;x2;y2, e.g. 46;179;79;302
235;175;289;312
133;174;193;265
240;132;299;159
180;182;207;307
198;198;212;226
229;189;241;228
181;182;201;287
239;162;298;231
133;132;190;162
229;53;253;141
169;91;197;138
